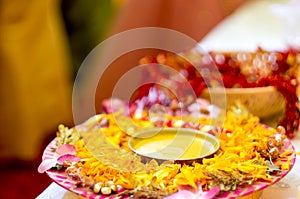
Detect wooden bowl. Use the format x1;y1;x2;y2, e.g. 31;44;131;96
200;86;285;119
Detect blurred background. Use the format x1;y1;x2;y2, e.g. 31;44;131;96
0;0;246;198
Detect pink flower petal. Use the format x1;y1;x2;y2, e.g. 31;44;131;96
165;190;198;199
166;185;220;199
38;159;58;173
57;154;80;165
102;98;129;115
56;144;76;156
199;186;220;199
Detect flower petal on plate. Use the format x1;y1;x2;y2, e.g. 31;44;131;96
167;184;220;199
57;154;80;165
56;144;76;155
164;190;198;199
199;186;220;199
38;159;57;173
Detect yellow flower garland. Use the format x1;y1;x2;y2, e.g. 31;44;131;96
60;109;290;196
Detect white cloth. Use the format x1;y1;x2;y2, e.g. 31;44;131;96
36;183;77;199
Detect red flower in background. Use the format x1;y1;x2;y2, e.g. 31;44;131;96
134;48;300;138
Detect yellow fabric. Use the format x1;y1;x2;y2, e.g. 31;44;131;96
0;0;73;160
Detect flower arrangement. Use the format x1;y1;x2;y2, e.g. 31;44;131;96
136;48;300;138
38;87;295;198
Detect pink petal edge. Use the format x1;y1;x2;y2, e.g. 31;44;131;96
165;185;220;199
57;154;80;164
164;190;197;199
38;159;58;173
199;186;220;198
55;144;76;155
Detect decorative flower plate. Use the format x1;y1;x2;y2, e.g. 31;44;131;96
42;133;296;199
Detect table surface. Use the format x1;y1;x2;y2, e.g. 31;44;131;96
37;0;300;198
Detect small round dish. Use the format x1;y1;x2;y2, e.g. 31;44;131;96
128;128;220;164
